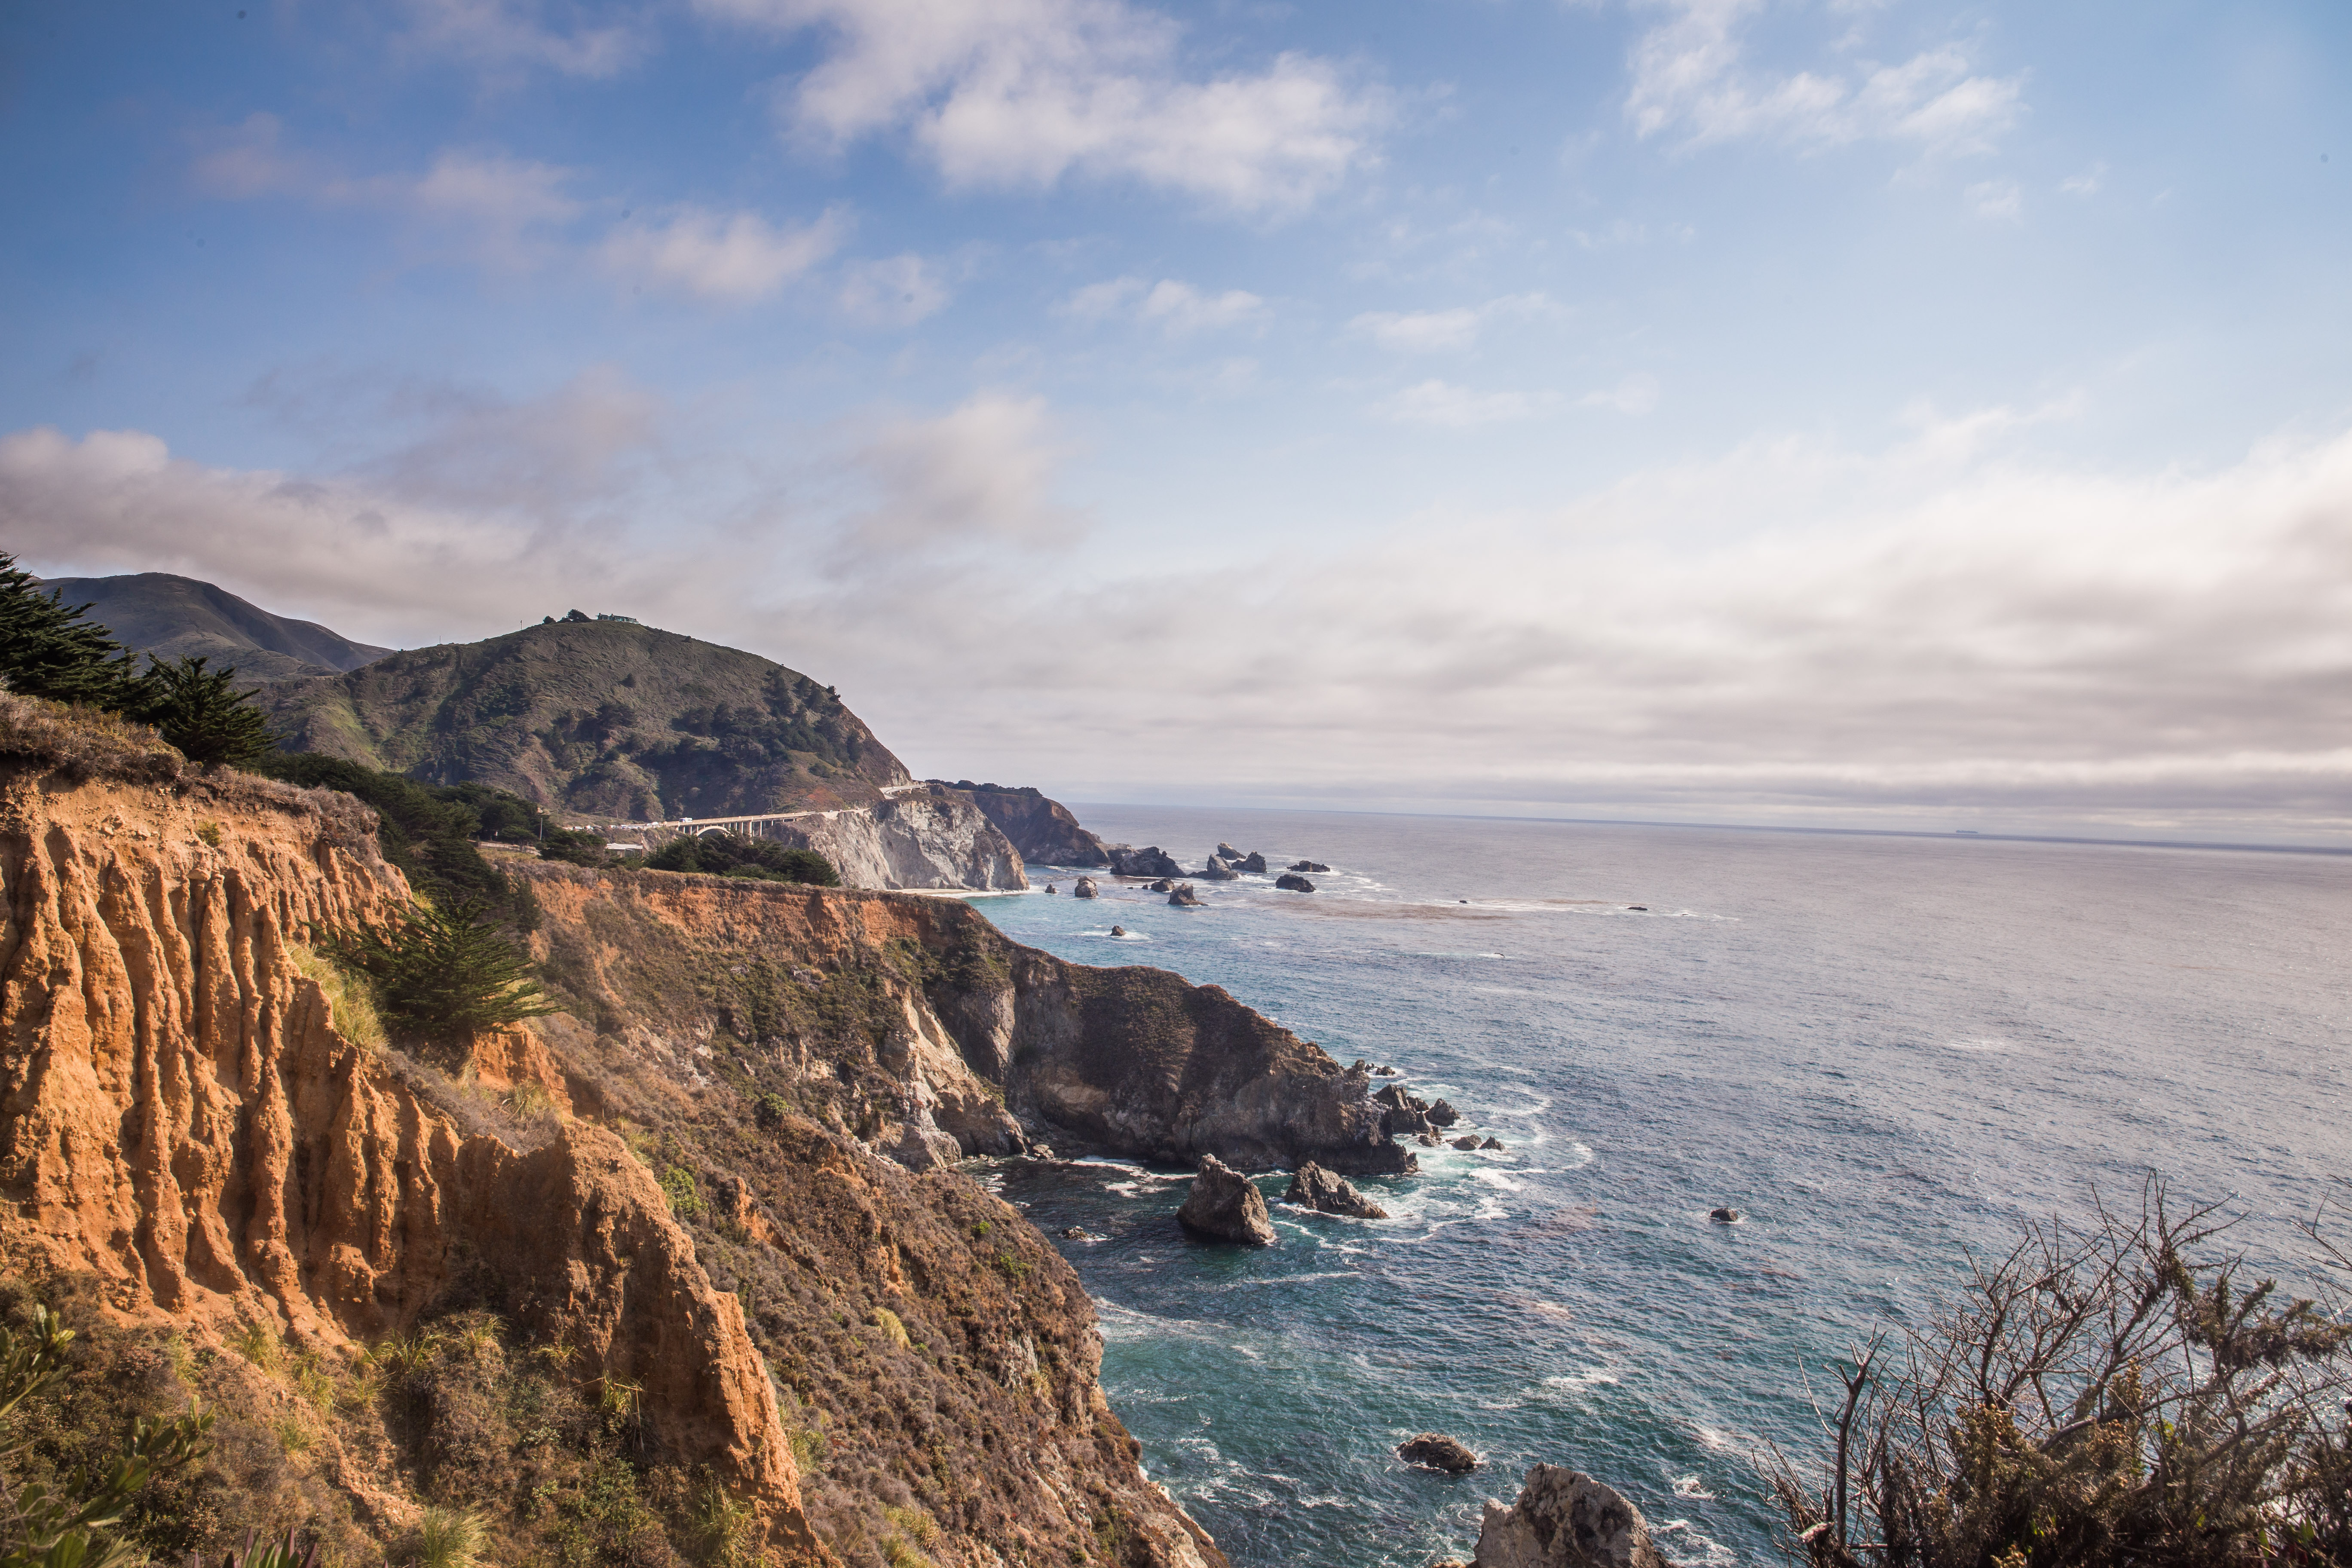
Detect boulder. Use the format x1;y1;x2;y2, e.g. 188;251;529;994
1060;1226;1090;1239
1283;1161;1389;1219
887;1123;965;1172
1237;851;1268;873
1709;1207;1741;1224
1376;1064;1400;1076
1290;860;1331;873
1276;873;1317;892
1480;1138;1506;1151
1427;1099;1461;1128
1417;1133;1443;1147
1472;1465;1663;1568
1216;842;1245;861
1452;1135;1482;1151
1375;1084;1430;1114
1109;924;1127;936
1398;1433;1480;1474
1108;844;1185;879
1197;856;1240;881
1167;884;1202;907
1045;883;1058;894
1177;1155;1277;1246
1073;876;1099;899
1147;878;1173;893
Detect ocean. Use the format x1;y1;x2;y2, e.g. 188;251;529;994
964;805;2351;1568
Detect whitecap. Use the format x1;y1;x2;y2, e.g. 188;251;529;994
1540;1367;1622;1390
1670;1474;1717;1501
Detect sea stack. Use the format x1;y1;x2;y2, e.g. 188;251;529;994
1283;1161;1388;1219
1471;1465;1663;1568
1178;1155;1278;1245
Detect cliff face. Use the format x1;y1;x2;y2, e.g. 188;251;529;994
928;785;1109;869
0;756;821;1557
0;741;1229;1566
521;863;1412;1176
260;620;909;821
737;789;1030;892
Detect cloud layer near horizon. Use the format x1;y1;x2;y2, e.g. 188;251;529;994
6;394;2346;839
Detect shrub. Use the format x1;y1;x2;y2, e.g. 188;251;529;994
257;755;540;930
1766;1179;2352;1568
659;1167;704;1218
332;899;559;1048
644;833;838;887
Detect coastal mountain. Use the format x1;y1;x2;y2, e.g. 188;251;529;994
38;571;393;682
258;618;910;822
0;700;1415;1562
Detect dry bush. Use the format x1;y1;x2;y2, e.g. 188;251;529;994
1766;1178;2352;1568
0;691;185;784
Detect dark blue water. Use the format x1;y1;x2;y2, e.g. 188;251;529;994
966;806;2352;1568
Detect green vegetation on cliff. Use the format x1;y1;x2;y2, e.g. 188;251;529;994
644;834;839;886
257;620;908;822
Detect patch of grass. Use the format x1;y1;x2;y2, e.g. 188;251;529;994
196;820;223;848
508;1079;557;1120
412;1504;489;1568
660;1166;704;1217
870;1308;910;1350
291;944;387;1050
230;1320;281;1372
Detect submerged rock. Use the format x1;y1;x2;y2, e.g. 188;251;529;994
1167;883;1202;907
1290;860;1331;873
1276;873;1317;892
1177;1154;1277;1246
1709;1207;1741;1224
1398;1433;1481;1474
1283;1161;1389;1219
1073;876;1099;899
1473;1465;1663;1568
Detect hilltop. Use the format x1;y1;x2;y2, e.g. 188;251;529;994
257;618;910;821
38;571;392;682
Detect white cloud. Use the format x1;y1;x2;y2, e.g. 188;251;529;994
698;0;1386;210
836;253;951;325
1375;380;1556;427
1966;179;2023;221
1062;276;1267;334
2060;162;2106;197
1626;0;2023;157
397;0;649;79
603;206;849;301
836;394;1084;559
1349;293;1560;353
1577;374;1661;414
192;117;583;270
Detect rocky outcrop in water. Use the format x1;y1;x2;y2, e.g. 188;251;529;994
1196;856;1240;881
748;785;1028;890
1276;873;1316;892
1168;883;1202;906
1108;845;1184;878
1428;1098;1461;1127
1376;1084;1438;1136
1398;1434;1480;1473
1472;1466;1663;1568
1074;876;1099;898
1176;1155;1277;1246
1283;1162;1388;1219
933;781;1111;867
1289;860;1330;873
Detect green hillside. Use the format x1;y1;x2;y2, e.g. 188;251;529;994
40;571;392;681
258;619;909;821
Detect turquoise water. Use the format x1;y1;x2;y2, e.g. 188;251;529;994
968;806;2352;1568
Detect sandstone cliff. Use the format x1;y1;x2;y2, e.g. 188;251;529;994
927;784;1109;869
0;728;1221;1566
732;788;1029;892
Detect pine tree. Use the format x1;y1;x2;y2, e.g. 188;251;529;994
135;656;279;769
333;900;559;1047
0;553;145;708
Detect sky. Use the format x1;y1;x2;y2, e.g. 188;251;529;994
3;0;2349;842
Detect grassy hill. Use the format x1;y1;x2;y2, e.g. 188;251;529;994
258;619;910;821
39;572;392;681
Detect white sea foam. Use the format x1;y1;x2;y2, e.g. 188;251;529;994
1671;1474;1718;1500
1653;1519;1737;1566
1540;1367;1622;1391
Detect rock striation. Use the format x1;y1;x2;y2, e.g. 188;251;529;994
742;786;1028;891
1176;1155;1277;1246
1283;1162;1388;1219
1472;1466;1663;1568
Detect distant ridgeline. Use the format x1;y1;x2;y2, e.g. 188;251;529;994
37;571;393;683
259;618;912;822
